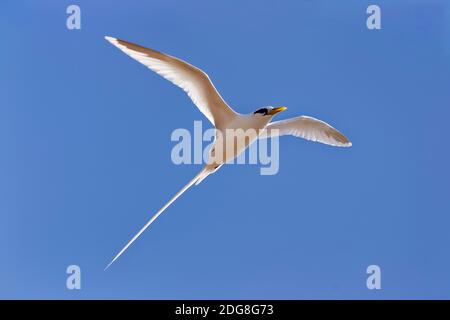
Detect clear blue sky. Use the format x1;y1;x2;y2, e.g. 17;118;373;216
1;0;450;299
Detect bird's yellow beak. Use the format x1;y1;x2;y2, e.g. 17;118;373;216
268;106;287;115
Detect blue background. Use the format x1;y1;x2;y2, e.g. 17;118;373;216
1;0;450;299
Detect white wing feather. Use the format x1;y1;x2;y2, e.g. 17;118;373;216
105;36;237;128
266;116;352;147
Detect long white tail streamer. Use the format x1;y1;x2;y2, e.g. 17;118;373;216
105;167;210;270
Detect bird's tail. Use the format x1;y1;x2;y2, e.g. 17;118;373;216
105;165;215;270
195;163;222;185
194;168;212;185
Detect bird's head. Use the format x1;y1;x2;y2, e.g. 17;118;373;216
253;106;287;117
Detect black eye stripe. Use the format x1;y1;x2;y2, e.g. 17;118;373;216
254;108;268;115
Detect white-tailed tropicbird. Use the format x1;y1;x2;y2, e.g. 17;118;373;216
104;36;352;269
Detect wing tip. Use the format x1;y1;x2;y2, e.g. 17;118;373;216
333;140;352;147
104;35;118;44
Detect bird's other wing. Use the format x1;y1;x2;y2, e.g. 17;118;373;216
105;36;237;128
105;166;215;270
265;116;352;147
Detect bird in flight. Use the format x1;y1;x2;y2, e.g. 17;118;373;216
104;36;352;269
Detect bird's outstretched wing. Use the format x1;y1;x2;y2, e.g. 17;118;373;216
265;116;352;147
105;36;237;128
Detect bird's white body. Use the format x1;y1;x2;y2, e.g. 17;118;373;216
209;113;273;166
104;36;352;269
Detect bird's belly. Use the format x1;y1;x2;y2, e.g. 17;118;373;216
208;127;261;165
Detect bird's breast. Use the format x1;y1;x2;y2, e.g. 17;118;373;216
208;116;270;165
